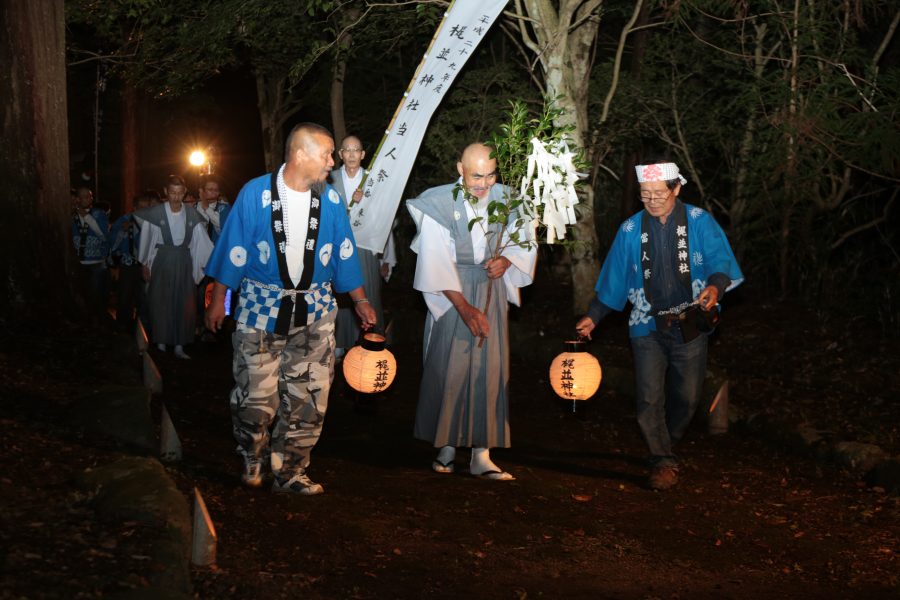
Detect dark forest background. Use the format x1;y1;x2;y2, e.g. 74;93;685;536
3;0;898;331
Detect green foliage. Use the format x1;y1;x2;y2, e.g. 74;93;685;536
455;97;588;258
66;0;342;96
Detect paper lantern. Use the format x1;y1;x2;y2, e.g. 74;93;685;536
549;340;602;411
342;333;397;394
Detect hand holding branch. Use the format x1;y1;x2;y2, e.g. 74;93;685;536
445;290;489;339
484;256;511;280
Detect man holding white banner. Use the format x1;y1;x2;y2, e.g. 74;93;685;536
331;135;396;358
407;143;537;480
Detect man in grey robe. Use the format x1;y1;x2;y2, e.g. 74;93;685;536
330;135;397;356
137;175;213;359
406;143;537;480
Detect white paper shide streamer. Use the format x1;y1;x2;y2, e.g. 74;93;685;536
519;137;585;244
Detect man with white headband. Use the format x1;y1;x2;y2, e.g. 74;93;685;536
575;156;743;490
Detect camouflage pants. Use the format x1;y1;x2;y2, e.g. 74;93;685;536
230;310;336;480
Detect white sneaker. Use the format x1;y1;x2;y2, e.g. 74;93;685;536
272;473;324;495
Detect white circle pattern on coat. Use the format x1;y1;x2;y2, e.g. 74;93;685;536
256;241;270;264
262;190;272;207
229;246;247;267
339;238;354;260
319;243;333;266
328;189;341;204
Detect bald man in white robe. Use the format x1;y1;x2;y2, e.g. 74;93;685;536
406;143;537;480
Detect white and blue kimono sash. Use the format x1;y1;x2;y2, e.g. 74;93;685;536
204;169;364;335
594;203;744;338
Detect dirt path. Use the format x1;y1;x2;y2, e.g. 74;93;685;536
147;332;899;599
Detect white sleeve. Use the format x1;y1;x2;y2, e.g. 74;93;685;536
137;221;162;270
380;230;397;282
498;220;538;306
190;224;215;284
413;215;459;319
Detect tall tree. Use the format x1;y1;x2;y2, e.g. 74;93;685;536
0;0;75;323
68;0;338;170
506;0;645;311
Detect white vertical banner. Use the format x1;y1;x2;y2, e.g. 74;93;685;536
349;0;508;253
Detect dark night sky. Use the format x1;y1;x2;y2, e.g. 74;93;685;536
67;66;269;216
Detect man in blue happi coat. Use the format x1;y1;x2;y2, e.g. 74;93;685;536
205;122;376;495
576;157;743;490
108;192;152;332
71;186;110;323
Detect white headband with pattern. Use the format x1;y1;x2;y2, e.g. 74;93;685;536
635;162;687;185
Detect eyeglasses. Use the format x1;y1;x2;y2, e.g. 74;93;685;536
341;147;363;154
639;190;672;202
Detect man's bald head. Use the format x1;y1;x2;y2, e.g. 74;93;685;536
457;143;497;199
282;122;335;191
339;135;365;172
285;122;333;162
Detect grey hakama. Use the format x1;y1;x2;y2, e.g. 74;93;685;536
146;243;196;346
414;263;511;448
408;183;535;449
137;203;213;347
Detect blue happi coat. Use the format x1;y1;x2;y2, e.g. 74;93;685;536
108;213;142;267
72;209;109;263
595;203;744;338
204;171;364;333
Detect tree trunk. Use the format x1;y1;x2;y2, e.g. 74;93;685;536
0;0;74;323
120;82;140;214
330;7;359;147
330;58;347;147
520;0;603;314
779;0;802;297
256;74;285;172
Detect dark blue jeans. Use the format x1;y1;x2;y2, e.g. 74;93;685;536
631;328;708;467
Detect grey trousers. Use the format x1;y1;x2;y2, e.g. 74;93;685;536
229;310;337;480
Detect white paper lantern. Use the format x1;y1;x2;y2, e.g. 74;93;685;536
342;333;397;393
549;340;602;410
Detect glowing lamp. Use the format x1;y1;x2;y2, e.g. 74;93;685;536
549;340;602;411
342;333;397;394
189;150;207;167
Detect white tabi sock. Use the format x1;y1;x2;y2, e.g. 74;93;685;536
436;445;456;465
470;448;514;480
470;447;497;475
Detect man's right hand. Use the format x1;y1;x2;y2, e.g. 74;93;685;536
205;282;228;333
574;316;596;340
456;302;489;339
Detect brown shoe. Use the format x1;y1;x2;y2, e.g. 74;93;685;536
648;465;679;490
